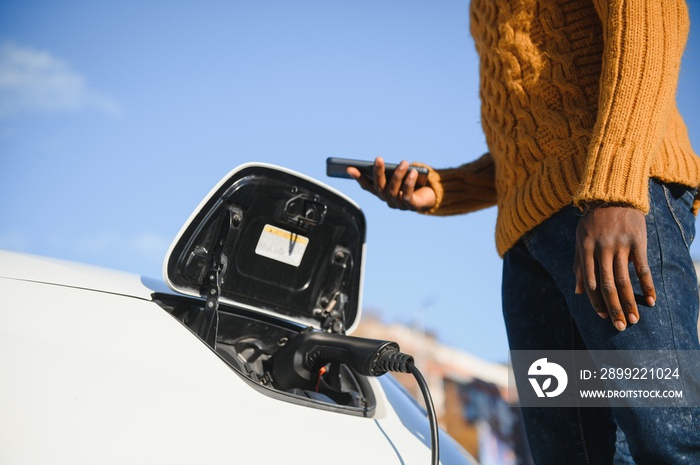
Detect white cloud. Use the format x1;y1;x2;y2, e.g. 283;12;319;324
0;42;123;119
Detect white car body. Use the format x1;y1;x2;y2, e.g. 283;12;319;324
0;164;477;465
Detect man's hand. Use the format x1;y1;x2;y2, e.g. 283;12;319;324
347;157;437;211
574;205;656;331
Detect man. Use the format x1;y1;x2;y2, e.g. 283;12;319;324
349;0;700;463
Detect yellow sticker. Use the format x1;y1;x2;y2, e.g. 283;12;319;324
255;224;309;267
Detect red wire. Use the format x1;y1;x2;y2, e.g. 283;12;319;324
315;366;328;392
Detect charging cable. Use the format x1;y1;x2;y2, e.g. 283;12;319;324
271;331;439;465
377;350;439;465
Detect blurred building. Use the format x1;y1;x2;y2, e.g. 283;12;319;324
696;261;700;337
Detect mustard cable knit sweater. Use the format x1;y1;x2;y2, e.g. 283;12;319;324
419;0;700;257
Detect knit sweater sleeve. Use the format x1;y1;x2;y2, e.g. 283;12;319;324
575;0;690;211
414;152;497;216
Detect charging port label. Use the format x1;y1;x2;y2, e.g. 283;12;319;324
255;224;308;267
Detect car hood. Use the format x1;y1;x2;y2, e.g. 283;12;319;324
163;163;367;333
0;249;155;300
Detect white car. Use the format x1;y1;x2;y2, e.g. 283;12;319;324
0;164;477;465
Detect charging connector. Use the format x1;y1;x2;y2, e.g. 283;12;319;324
271;331;410;390
270;330;439;465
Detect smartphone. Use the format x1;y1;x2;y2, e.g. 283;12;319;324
326;157;429;186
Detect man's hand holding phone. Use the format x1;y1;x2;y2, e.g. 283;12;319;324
344;157;437;212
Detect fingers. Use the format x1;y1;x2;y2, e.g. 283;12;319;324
579;245;636;331
631;246;656;308
347;157;390;196
382;160;406;209
574;207;651;332
366;158;421;210
346;167;373;191
401;170;419;205
612;254;639;326
373;157;388;192
386;161;407;198
596;251;635;331
385;161;417;210
577;237;610;320
347;157;436;211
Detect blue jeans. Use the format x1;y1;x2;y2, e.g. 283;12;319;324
502;180;700;464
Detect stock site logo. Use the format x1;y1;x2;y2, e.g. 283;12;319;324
528;358;568;398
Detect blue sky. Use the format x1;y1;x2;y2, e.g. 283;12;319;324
2;1;699;363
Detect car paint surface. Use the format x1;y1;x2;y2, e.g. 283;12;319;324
0;250;476;464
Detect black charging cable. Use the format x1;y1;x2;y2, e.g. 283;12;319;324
271;331;440;465
377;351;440;465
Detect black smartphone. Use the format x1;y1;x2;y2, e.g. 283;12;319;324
326;157;429;185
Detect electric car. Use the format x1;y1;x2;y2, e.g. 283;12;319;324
0;163;477;465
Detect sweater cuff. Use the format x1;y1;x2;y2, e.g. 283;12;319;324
413;153;497;216
574;143;653;212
